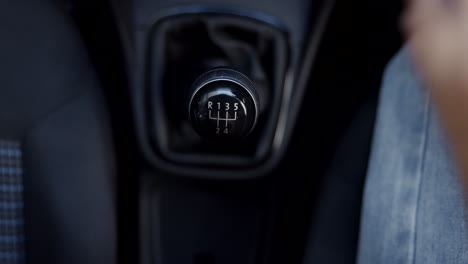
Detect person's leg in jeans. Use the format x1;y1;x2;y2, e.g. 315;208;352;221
357;49;468;264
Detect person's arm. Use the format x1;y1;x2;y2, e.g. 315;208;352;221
404;0;468;189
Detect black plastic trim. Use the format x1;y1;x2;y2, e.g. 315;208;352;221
132;3;332;179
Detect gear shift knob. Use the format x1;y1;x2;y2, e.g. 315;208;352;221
188;68;259;139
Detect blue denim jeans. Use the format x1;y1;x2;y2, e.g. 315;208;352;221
357;49;468;264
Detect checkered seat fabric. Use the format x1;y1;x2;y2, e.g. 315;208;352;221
0;141;24;264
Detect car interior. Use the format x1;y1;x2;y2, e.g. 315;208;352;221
0;0;403;263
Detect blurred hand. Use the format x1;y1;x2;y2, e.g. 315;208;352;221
404;0;468;188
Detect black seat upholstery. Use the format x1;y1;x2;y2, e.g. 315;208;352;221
0;1;117;263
